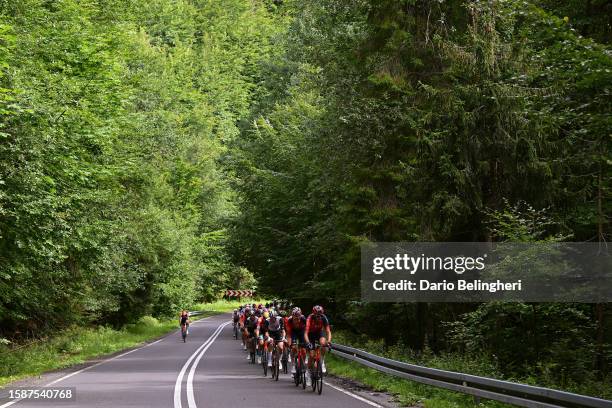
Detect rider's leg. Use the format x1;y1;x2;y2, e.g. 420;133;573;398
319;336;327;373
308;348;315;369
287;338;298;373
242;330;247;349
306;346;315;386
267;338;274;366
246;334;253;360
278;339;284;370
257;336;264;364
287;337;294;356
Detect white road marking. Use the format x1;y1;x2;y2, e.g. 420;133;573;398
0;316;214;408
173;321;228;408
196;375;270;380
186;321;230;408
325;381;385;408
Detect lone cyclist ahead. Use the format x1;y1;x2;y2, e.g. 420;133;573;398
179;310;191;342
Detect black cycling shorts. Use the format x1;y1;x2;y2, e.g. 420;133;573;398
268;330;283;342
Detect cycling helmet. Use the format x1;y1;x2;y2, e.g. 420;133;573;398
269;310;278;318
312;305;324;315
292;307;302;317
263;311;270;319
279;310;287;317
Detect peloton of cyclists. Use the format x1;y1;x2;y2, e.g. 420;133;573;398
235;302;332;387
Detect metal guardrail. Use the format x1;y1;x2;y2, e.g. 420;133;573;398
188;311;204;316
331;343;612;408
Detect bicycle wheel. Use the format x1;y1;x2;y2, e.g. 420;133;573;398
262;350;268;377
250;338;256;364
293;356;300;387
311;366;317;392
274;351;280;381
282;348;289;374
301;358;307;390
317;361;324;394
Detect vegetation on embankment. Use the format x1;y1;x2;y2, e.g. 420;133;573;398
191;299;267;314
0;0;281;341
327;354;497;408
1;315;176;386
326;331;611;408
230;0;611;392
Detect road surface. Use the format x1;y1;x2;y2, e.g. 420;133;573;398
0;313;390;408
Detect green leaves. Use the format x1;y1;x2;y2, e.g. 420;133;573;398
228;0;610;386
0;0;282;334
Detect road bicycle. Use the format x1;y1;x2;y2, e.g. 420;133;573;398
271;342;281;381
292;343;307;389
281;341;289;375
233;321;239;340
261;339;269;377
270;338;288;381
308;343;330;395
247;335;257;364
181;324;188;343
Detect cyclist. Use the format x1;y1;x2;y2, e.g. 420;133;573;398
285;307;307;375
244;308;259;360
304;305;332;386
264;310;286;370
255;308;270;364
232;308;242;339
179;310;191;338
239;307;247;350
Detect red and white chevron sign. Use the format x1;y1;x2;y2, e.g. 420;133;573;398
225;290;254;297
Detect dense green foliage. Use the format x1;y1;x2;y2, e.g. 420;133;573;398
0;0;283;335
0;0;609;395
229;0;611;390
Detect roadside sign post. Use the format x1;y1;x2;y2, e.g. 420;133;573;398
225;290;254;299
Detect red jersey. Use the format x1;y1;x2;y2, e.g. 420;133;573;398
305;314;329;333
257;316;267;331
285;315;306;336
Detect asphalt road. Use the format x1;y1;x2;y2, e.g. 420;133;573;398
0;313;388;408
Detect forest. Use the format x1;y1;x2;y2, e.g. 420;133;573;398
0;0;610;397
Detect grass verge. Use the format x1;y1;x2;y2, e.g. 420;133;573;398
327;331;610;407
327;354;508;408
190;298;267;314
0;305;231;387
